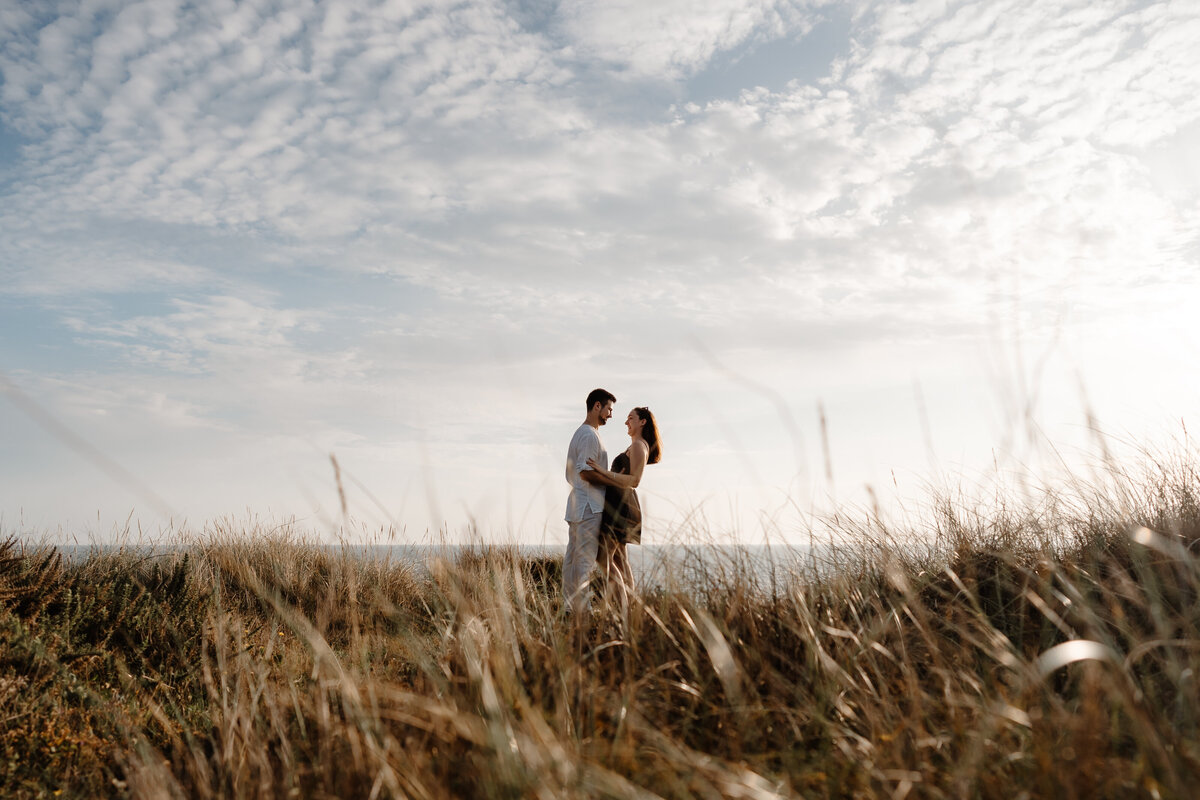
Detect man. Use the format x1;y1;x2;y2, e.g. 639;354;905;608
563;387;614;615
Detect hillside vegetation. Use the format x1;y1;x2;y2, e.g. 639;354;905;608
4;455;1200;798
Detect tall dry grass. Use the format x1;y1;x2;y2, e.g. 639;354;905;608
3;453;1200;798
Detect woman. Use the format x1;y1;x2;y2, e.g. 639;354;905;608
586;406;661;610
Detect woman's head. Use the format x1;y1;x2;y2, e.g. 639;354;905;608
625;406;662;464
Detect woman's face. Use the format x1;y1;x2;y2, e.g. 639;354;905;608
625;410;645;437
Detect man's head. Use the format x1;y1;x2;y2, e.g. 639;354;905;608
585;388;616;427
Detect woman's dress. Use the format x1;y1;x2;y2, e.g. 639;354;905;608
600;451;641;545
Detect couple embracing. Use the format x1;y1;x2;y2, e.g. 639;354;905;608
563;388;662;616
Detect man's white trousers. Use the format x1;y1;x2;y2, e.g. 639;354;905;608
563;511;601;615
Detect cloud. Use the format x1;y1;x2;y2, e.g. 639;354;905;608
72;294;314;373
555;0;816;80
3;0;1195;347
1;0;578;240
2;0;1199;534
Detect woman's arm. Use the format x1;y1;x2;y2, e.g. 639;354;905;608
586;442;649;489
582;462;620;487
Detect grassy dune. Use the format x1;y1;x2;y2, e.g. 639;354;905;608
4;455;1200;798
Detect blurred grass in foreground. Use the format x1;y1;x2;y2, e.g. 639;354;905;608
4;451;1200;798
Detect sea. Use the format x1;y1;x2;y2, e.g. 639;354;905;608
50;542;839;589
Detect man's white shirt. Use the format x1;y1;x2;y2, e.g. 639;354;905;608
565;422;607;522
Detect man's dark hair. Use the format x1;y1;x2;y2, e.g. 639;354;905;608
586;388;616;412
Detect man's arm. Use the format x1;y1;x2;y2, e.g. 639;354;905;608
573;429;604;484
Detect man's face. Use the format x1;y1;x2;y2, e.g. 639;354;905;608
598;401;614;425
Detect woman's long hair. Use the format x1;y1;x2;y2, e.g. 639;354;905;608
634;407;662;464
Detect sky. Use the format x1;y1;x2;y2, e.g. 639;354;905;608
2;0;1199;545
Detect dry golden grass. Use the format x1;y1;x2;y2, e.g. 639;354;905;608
3;453;1200;798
